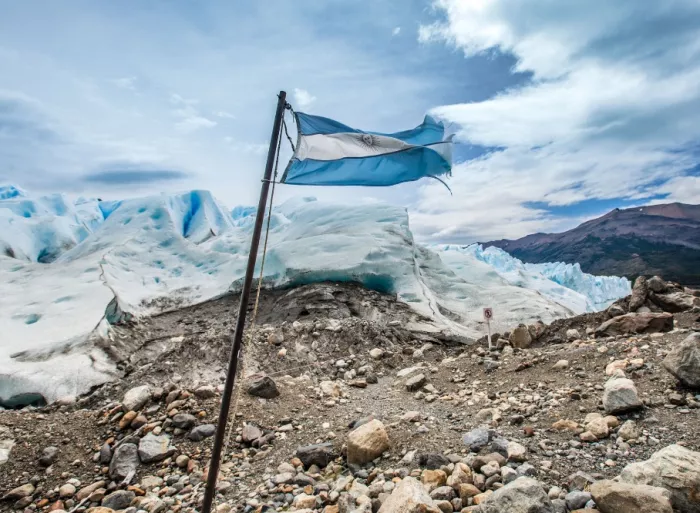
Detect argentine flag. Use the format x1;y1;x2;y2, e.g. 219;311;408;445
281;112;452;187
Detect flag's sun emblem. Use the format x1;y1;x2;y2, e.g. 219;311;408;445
358;133;378;149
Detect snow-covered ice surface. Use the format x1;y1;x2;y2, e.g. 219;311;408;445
433;244;631;313
0;187;629;403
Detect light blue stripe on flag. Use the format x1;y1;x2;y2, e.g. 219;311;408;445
281;112;452;187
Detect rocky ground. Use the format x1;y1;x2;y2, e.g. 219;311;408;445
2;277;700;513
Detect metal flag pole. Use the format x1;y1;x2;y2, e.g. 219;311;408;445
201;90;288;513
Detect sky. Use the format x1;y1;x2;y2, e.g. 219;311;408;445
1;0;700;243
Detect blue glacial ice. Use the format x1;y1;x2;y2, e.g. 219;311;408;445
0;187;630;402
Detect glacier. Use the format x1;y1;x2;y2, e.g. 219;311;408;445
432;244;631;313
0;186;630;404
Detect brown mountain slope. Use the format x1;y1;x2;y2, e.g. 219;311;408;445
484;202;700;285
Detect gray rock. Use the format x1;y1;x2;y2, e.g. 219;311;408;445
102;490;136;510
629;276;649;311
603;375;642;414
406;373;427;392
296;442;336;469
122;385;151;412
417;453;450;469
241;424;264;444
247;376;280;399
188;424;216;441
516;463;537;477
647;276;668;293
619;444;700;512
194;385;216;399
551;498;566;513
99;442;112;464
430;486;456;501
565;491;592;510
479;477;554;513
171;413;197;429
590;480;672;513
138;433;175;464
462;427;491;452
109;443;140;480
662;333;700;388
607;303;627;317
651;291;698;312
38;446;58;467
2;483;35;500
568;471;596;491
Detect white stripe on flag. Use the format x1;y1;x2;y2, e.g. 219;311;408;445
296;132;413;161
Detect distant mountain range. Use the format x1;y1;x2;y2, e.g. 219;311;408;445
484;203;700;285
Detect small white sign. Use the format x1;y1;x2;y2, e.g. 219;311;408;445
483;307;493;321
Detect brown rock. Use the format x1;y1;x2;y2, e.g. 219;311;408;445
422;469;447;491
457;483;481;502
595;312;673;336
590;480;672;513
347;419;390;465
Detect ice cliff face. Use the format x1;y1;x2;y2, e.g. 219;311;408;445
0;187;629;402
433;244;631;313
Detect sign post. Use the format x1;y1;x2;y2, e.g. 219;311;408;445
483;307;493;350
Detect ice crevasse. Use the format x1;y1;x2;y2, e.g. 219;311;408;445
0;186;630;403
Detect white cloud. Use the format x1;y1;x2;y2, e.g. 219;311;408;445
175;115;217;133
112;76;137;90
413;0;700;243
293;88;316;109
392;27;401;36
214;110;236;119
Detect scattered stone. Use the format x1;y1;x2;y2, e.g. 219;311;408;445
188;424;216;441
422;469;447;491
553;360;569;370
39;446;58;467
417;452;450;470
369;348;384;359
462;427;491;452
479;477;554;513
510;325;532;349
662;333;700;388
102;490;136;510
171;413;197;429
619;444;700;512
566;329;581;341
565;491;592;511
377;477;441;513
406;373;427;392
603;375;642;414
246;376;280;399
297;443;336;469
507;441;528;462
618;420;640;441
194;385;216;399
137;433;175;464
242;424;264;443
347;419;390;465
109;443;140;480
590;480;672;513
122;385;151;412
59;483;76;498
2;483;35;500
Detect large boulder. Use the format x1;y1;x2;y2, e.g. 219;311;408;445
509;325;532;349
347;419;390;465
0;426;14;466
377;477;441;513
629;276;649;311
662;333;700;388
479;477;554;513
595;312;673;336
603;375;642;414
647;276;668;293
619;444;700;512
590;480;672;513
651;291;698;313
109;443;139;480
